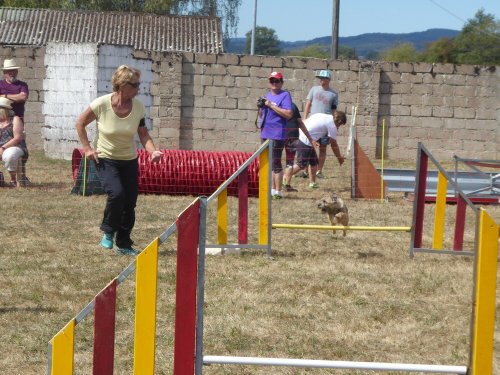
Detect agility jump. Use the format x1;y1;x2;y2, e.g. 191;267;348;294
48;141;498;374
48;141;273;374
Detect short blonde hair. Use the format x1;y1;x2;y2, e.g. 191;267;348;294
111;65;141;92
0;108;13;120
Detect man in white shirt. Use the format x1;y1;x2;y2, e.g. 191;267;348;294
283;111;346;189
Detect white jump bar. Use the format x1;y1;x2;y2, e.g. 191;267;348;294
203;356;467;374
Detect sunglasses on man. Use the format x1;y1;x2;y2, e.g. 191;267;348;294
269;79;282;84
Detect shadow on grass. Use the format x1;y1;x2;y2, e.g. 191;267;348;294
1;182;71;190
0;306;57;314
356;251;384;259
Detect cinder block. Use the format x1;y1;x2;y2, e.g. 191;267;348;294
240;55;263;66
194;53;217;64
216;54;239;65
261;56;283;68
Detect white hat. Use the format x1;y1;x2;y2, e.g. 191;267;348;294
316;70;332;79
0;97;12;109
2;59;20;71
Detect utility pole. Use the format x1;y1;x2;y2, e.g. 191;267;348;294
331;0;340;59
251;0;258;55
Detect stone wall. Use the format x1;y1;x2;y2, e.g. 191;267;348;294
0;45;498;161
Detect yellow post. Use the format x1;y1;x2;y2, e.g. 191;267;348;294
470;209;498;375
50;319;75;375
133;238;159;375
380;118;385;203
432;172;448;249
258;145;269;245
217;189;228;244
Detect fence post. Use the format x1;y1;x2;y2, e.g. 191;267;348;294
469;209;499;374
173;199;200;375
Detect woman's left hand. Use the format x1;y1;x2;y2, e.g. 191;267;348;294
151;150;163;163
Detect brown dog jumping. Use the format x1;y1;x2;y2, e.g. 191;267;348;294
316;193;349;236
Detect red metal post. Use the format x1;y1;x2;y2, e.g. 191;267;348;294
173;200;200;375
93;280;117;375
453;196;467;251
414;150;428;248
238;168;249;244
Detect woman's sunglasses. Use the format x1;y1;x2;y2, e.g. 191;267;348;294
269;79;282;84
127;82;140;88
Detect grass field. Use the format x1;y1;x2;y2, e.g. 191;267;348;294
0;150;498;374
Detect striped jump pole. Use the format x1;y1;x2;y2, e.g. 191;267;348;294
47;237;160;375
410;143;477;257
469;208;499;374
47;200;201;375
206;140;272;257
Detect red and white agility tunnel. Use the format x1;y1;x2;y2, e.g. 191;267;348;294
71;148;260;197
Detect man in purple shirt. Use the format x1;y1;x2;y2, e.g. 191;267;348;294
0;59;29;120
258;71;293;199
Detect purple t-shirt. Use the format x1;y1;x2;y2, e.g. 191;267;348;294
0;80;29;117
260;90;292;141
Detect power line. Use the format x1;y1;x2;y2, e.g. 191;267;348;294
427;0;500;41
427;0;468;25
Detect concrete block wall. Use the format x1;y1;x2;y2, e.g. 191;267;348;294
43;43;98;158
179;53;499;160
42;44;155;159
0;45;498;161
377;62;499;160
142;50;183;150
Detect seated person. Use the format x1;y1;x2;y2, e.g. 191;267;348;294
0;97;28;187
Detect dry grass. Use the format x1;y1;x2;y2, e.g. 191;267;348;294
0;151;498;374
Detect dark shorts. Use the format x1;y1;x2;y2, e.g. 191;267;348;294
271;139;285;173
285;138;299;167
296;140;319;168
318;136;329;146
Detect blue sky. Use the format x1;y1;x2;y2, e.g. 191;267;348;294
235;0;500;41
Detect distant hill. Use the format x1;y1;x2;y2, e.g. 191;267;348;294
226;28;460;58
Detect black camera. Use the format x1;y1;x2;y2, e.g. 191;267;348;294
256;96;266;108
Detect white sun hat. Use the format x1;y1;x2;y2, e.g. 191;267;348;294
2;59;20;71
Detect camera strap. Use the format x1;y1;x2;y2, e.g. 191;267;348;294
255;107;268;129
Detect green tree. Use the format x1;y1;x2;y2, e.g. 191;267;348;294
1;0;242;39
169;0;242;40
381;42;419;62
453;9;500;65
421;37;455;63
245;26;281;56
288;44;329;59
338;45;357;60
288;44;356;60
